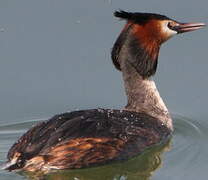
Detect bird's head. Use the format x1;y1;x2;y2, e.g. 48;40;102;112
111;10;205;78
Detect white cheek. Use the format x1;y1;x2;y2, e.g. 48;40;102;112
161;24;177;38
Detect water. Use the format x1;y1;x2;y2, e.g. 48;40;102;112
0;115;207;180
0;0;207;179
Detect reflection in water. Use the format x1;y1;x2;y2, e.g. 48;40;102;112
160;115;207;175
20;140;171;180
1;114;207;180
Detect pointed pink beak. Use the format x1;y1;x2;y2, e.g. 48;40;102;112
173;22;206;33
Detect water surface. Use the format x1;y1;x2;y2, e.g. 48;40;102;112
0;0;207;179
0;115;207;180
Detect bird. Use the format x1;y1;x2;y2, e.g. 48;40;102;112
3;10;205;173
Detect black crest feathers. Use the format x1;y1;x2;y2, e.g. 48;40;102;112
114;10;170;25
114;10;134;20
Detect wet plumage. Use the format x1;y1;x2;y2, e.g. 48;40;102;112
7;109;170;172
4;10;205;172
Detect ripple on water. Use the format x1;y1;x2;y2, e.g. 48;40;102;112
0;115;207;180
159;114;207;176
0;119;45;169
0;119;45;135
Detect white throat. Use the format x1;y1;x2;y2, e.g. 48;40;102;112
121;60;173;130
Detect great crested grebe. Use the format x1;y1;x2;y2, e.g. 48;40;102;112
4;11;205;172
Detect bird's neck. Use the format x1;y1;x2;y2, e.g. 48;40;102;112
121;61;173;130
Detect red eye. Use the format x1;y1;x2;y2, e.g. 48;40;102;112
167;21;178;31
167;22;173;29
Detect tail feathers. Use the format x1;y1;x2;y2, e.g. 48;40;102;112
1;159;18;171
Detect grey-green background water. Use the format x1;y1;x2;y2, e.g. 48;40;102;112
0;0;207;179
